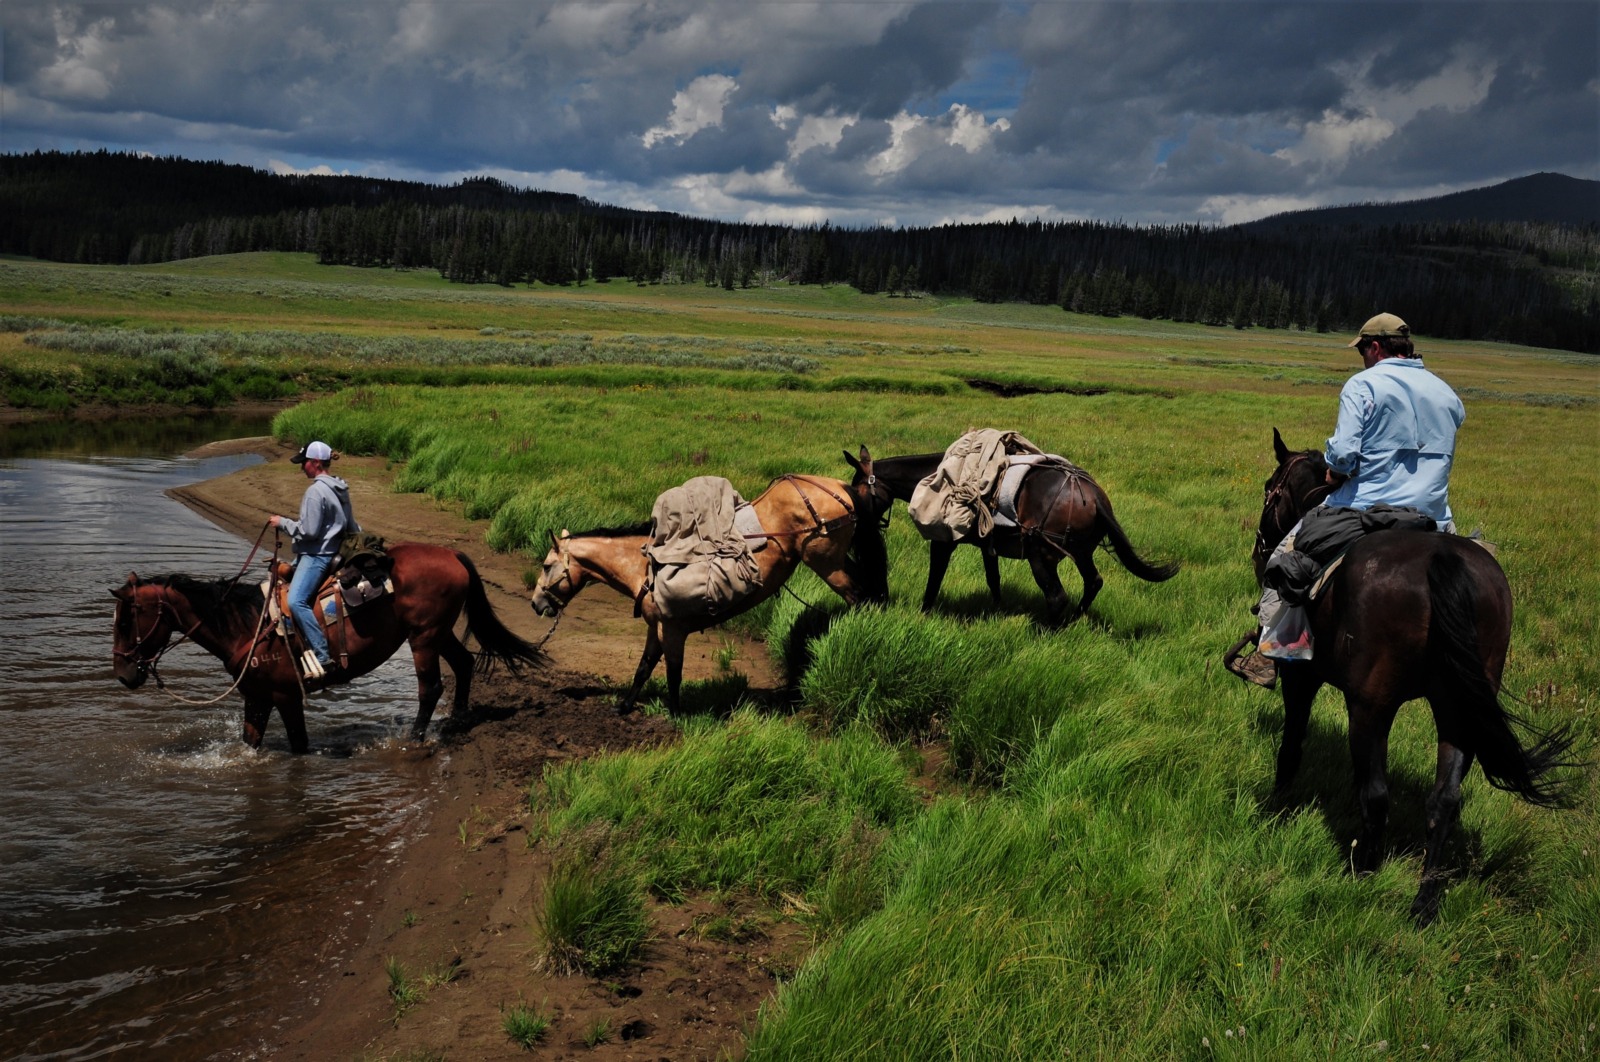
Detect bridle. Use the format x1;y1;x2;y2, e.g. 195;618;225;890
540;532;579;601
1255;452;1333;570
112;583;205;685
862;470;892;529
527;532;577;647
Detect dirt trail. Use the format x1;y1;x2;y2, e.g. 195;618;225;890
172;441;800;1061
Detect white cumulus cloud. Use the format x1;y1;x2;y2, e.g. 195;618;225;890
641;74;739;148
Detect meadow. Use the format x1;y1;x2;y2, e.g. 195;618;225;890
4;254;1596;1058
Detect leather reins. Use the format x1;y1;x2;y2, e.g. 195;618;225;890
113;586;206;681
1255;453;1334;562
114;522;281;702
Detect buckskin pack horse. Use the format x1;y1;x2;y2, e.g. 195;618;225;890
845;448;1178;624
112;544;542;752
530;455;888;713
1252;429;1575;923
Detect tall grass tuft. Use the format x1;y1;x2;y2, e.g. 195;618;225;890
538;709;919;909
501;1001;551;1049
537;849;649;976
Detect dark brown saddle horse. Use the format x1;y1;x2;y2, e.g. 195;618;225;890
112;543;542;752
1252;429;1575;924
845;448;1178;624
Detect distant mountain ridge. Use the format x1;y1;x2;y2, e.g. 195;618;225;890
1239;173;1600;232
3;151;1596;352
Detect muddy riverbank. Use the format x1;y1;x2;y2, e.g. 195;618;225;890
173;441;800;1061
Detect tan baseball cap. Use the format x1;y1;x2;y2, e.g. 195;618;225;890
1349;313;1409;346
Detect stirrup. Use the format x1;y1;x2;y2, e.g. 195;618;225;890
1223;634;1277;690
300;650;327;679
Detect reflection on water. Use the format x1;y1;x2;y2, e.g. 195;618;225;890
0;415;440;1061
0;410;283;460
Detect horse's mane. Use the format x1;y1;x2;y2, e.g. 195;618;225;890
145;573;263;623
571;521;652;539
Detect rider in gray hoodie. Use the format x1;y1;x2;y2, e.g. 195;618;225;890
269;441;358;675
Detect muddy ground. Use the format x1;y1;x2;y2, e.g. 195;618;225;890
172;440;807;1061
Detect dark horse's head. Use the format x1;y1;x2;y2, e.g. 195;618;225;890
1254;429;1332;583
110;573;180;688
840;445;891;604
110;572;255;687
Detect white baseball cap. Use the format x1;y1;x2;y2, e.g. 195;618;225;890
290;441;333;464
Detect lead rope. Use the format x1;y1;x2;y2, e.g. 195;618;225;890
148;522;282;707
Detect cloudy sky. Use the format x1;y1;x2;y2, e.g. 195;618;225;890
4;1;1596;227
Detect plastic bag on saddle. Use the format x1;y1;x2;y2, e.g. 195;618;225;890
907;429;1044;542
1259;605;1314;661
645;475;764;620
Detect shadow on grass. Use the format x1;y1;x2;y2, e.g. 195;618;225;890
778;606;841;691
1251;709;1508;888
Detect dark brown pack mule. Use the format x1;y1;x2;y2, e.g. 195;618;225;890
1251;429;1576;924
845;448;1177;625
112;543;542;752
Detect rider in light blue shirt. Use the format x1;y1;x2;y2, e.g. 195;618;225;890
1226;313;1463;687
1323;348;1463;526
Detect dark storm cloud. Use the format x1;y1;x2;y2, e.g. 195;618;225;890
3;1;1594;226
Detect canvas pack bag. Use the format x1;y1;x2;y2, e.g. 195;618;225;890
908;429;1045;541
645;476;764;620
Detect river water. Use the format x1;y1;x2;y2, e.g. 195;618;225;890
0;415;438;1060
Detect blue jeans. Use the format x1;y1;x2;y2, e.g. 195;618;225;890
289;553;336;665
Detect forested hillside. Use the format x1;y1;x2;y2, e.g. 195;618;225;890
6;151;1596;352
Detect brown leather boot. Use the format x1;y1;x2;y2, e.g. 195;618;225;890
1224;632;1278;689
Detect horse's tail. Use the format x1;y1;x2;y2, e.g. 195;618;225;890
456;551;544;675
1426;549;1576;807
1091;480;1180;583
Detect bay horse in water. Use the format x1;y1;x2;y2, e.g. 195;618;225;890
844;449;1177;624
529;457;888;713
1252;429;1575;924
111;544;542;752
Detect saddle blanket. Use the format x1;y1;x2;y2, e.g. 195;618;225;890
990;454;1085;529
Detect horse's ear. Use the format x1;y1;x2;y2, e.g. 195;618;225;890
842;449;861;473
1272;428;1289;463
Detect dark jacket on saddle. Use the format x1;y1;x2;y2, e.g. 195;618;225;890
1265;504;1437;606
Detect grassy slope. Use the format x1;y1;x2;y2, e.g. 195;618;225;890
6;254;1596;1057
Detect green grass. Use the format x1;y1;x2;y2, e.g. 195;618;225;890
384;956;425;1022
8;252;1597;1059
537;710;919;913
537;850;650;976
501;1002;551;1049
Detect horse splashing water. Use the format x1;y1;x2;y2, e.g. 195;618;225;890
1252;428;1576;923
530;457;887;713
845;448;1177;624
111;543;542;751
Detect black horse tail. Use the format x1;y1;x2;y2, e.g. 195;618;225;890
1426;549;1576;807
843;491;890;604
456;551;544;675
1092;481;1180;583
